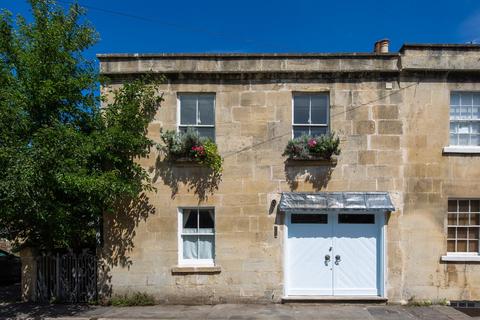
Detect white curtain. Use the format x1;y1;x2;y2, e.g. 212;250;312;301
183;235;197;259
198;235;214;259
182;209;215;260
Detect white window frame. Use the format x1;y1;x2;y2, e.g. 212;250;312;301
177;93;216;140
442;199;480;262
444;91;480;153
291;92;330;138
177;207;215;267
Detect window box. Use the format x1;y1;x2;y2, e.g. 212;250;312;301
285;157;338;166
282;133;341;162
159;129;223;174
170;157;205;166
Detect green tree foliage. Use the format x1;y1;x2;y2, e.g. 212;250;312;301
0;0;163;251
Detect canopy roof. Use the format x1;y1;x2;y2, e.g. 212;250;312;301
279;192;395;213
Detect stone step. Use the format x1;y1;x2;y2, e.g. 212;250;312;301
281;295;388;304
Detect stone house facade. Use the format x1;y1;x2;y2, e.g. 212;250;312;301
97;42;480;304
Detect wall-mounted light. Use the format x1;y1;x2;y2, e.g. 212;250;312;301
269;199;277;215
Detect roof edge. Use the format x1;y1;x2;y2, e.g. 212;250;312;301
96;52;399;60
399;43;480;52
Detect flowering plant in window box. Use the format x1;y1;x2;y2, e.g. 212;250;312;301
159;128;222;174
282;133;341;161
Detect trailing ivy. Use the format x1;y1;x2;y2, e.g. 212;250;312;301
282;133;341;160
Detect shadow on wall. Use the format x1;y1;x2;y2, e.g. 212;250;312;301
153;158;222;202
284;162;335;191
98;193;155;300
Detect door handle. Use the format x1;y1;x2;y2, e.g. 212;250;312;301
335;255;341;265
324;254;330;266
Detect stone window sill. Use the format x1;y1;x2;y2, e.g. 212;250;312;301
171;265;221;275
441;254;480;262
443;146;480;154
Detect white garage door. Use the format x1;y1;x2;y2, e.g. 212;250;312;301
285;212;384;296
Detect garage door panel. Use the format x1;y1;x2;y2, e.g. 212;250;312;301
286;213;333;295
333;214;380;296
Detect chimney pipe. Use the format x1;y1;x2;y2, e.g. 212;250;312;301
374;39;390;53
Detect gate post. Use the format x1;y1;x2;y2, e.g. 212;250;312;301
20;247;37;302
55;252;60;299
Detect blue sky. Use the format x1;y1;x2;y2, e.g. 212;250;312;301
6;0;480;59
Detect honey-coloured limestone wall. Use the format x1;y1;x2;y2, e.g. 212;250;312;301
98;46;480;304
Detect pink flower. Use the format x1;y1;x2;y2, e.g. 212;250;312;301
192;145;205;157
307;138;317;149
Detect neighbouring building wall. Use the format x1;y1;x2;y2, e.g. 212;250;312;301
396;77;480;302
98;46;480;304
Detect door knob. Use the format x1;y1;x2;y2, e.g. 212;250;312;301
335;255;341;265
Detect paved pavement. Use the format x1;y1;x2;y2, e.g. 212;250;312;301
0;303;476;320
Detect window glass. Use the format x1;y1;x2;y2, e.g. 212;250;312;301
293;95;309;124
450;122;458;134
448;214;457;225
459;134;469;145
198;235;214;259
459;200;470;212
471;200;480;213
198;95;215;125
473;94;480;106
472;135;480;146
293;126;310;138
446;199;480;253
291;214;328;224
293;93;329;138
450;92;480;146
180;208;215;263
470;241;479;252
199;210;214;233
183;235;198;259
196;127;215;140
457;241;468;252
179;127;215;140
462;93;473;106
450;105;459;119
448;227;456;238
183;210;197;233
180;95;197;125
310;95;328;124
451;93;460;106
309;126;328;137
338;214;375;224
473;105;480;119
472;214;480;225
179;94;215;140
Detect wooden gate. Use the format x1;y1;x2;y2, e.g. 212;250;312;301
36;252;97;303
